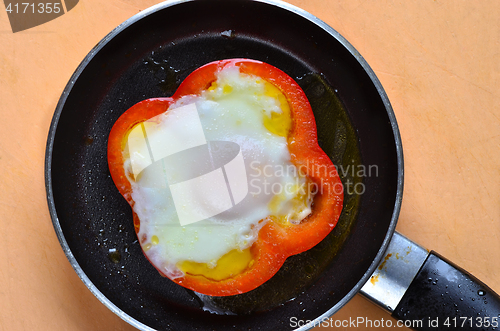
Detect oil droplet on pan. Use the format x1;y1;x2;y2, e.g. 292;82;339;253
84;136;94;146
108;248;121;263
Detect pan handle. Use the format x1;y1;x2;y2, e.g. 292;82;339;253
360;231;500;330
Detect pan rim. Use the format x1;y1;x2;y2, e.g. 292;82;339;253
44;0;403;330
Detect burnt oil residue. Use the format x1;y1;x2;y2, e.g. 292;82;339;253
195;73;362;314
378;253;392;271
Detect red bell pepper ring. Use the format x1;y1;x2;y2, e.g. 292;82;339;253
107;59;343;296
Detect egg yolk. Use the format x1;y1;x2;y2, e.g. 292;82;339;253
207;79;292;137
178;248;254;281
261;80;292;137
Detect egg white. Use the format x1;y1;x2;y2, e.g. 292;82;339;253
125;65;312;279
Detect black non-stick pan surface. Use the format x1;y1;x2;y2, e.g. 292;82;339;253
45;0;402;330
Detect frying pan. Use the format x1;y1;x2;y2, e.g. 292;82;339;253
45;0;500;330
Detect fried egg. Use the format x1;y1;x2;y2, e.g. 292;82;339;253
123;64;313;281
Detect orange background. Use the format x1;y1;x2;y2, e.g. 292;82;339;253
0;0;499;330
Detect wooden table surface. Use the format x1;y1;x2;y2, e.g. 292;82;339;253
1;0;498;330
